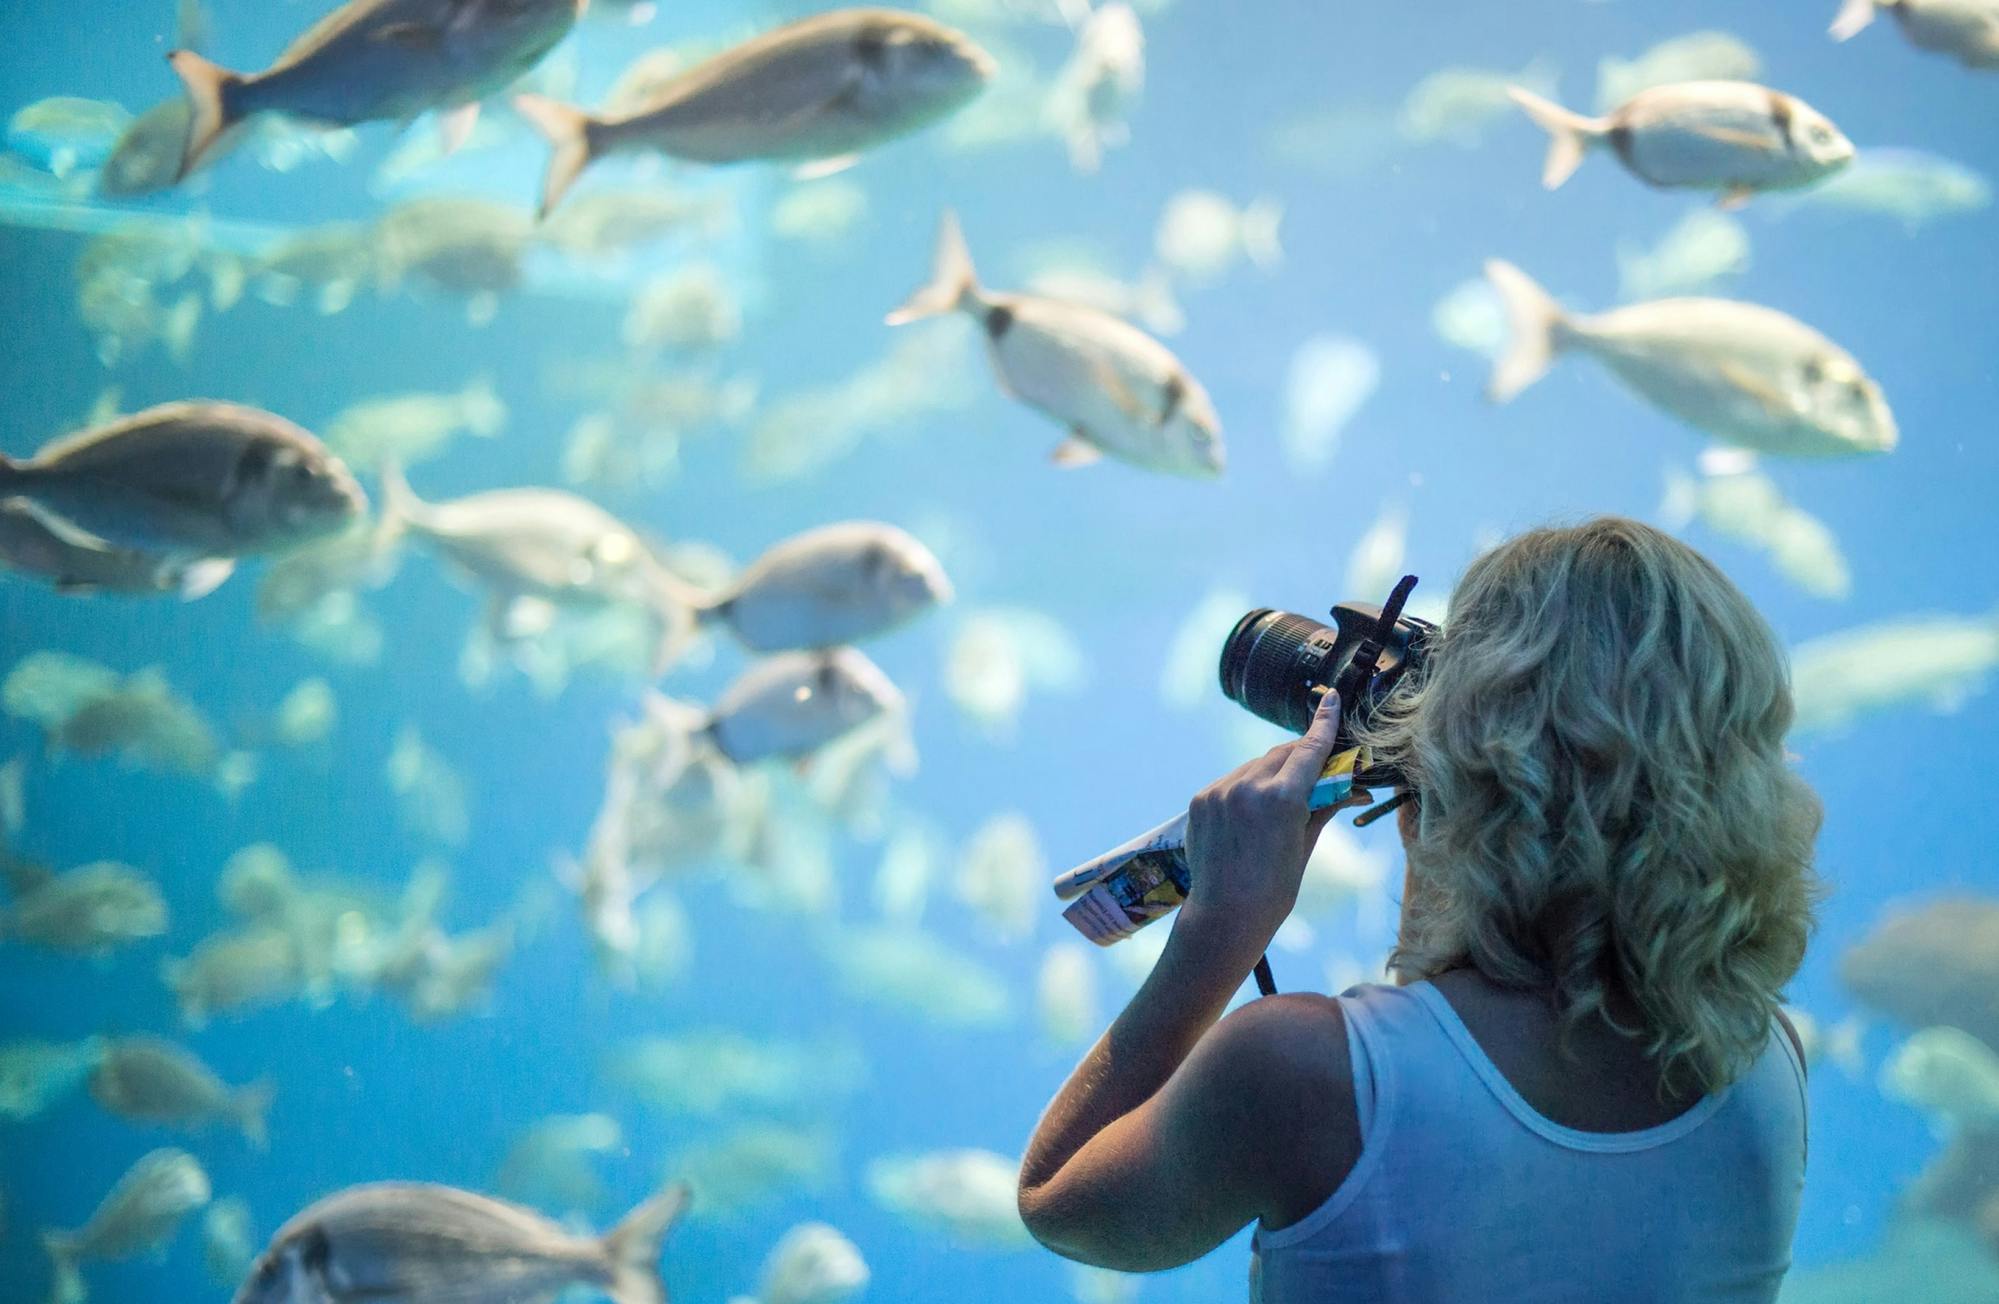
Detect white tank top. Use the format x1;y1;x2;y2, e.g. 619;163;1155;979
1250;981;1808;1303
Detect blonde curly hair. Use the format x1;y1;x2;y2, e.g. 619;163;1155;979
1362;517;1823;1095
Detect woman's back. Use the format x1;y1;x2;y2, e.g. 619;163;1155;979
1251;977;1808;1304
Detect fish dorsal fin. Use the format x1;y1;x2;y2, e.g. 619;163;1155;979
1051;433;1103;468
438;103;481;155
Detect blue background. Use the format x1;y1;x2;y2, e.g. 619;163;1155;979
1;0;1995;1300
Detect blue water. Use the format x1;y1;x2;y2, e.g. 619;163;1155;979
2;0;1996;1300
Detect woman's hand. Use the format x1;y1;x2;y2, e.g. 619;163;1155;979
1181;692;1351;945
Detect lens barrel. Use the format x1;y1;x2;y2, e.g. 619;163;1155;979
1218;609;1346;735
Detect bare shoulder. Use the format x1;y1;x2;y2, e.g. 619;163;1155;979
1200;993;1360;1226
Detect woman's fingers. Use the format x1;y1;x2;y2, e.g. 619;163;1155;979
1273;693;1343;798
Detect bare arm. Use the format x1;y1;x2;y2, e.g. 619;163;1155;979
1018;695;1356;1270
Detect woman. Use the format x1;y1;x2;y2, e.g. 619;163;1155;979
1018;517;1822;1302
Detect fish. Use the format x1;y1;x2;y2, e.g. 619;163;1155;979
49;669;234;782
1881;1026;1999;1133
673;1123;838;1216
866;1150;1031;1247
539;188;734;260
1663;464;1852;600
828;926;1012;1026
1281;334;1380;474
1831;0;1999;68
623;264;744;353
1152;189;1283;286
4;860;169;955
611;1031;861;1115
1036;943;1099;1046
0;1037;106;1121
0;402;365;562
1790;614;1999;735
514;9;996;216
1399;56;1559;147
495;1114;623;1214
379;462;695;674
955;813;1044;941
944;606;1088;735
758;1222;871;1304
1047;2;1144;173
1343;500;1410;600
889;211;1224;477
1484;259;1898;457
202;1197;258;1288
771;177;871;247
89;1036;274;1149
387;724;472;846
645;646;907;773
164;928;302;1027
1595;31;1762;111
234;1181;691;1304
697;522;952;652
377;196;535;303
273;677;339;746
0;499;237;599
1774;148;1993;231
1507;80;1853;206
6;97;131;179
44;1148;211;1304
166;0;586;180
1616;209;1750;301
325;378;506;472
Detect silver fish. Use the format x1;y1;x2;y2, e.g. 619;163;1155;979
0;1037;105;1121
5;860;169;955
1832;0;1999;67
0;499;236;599
380;462;693;671
203;1198;258;1288
888;211;1224;478
646;646;905;771
98;99;196;198
234;1181;690;1304
89;1036;274;1149
44;1148;211;1304
164;928;302;1027
514;8;995;216
0;402;364;561
704;522;952;652
1484;259;1897;458
167;0;585;179
1508;80;1853;205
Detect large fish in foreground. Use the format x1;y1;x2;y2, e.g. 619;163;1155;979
1507;80;1854;206
0;403;366;564
234;1181;690;1304
1832;0;1999;67
166;0;585;180
1484;259;1897;458
889;211;1224;478
698;521;953;652
513;8;994;217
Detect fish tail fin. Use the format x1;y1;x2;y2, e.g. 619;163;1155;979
167;49;246;180
887;210;980;325
42;1230;85;1304
1830;0;1878;40
640;692;711;784
645;575;704;679
1241;197;1285;270
234;1077;276;1150
601;1182;691;1304
375;459;425;543
1506;85;1604;190
1483;259;1571;404
513;95;598;220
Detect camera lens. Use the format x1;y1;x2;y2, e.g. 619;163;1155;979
1218;609;1346;735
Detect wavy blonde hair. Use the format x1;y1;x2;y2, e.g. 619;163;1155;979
1363;518;1823;1095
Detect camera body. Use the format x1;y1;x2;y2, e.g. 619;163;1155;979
1218;575;1436;792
